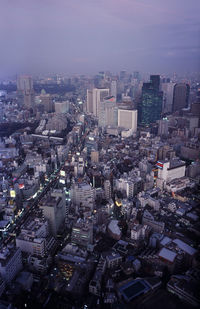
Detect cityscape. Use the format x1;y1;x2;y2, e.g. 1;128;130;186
0;1;200;309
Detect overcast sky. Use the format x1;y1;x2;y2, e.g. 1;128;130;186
0;0;200;77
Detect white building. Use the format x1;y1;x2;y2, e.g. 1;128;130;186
54;101;69;114
110;80;117;98
157;159;186;184
86;88;110;116
118;109;137;133
98;97;118;128
16;217;49;257
70;182;95;210
0;246;22;284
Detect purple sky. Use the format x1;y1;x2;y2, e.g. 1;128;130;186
1;0;200;76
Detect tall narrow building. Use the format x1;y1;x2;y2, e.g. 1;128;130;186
139;75;163;126
17;75;35;112
172;83;190;112
86;88;110;117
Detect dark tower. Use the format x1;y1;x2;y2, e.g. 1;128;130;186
139;75;163;125
172;83;190;112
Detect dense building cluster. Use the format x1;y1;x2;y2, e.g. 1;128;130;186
0;71;199;308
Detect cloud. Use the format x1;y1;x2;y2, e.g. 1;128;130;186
0;0;199;76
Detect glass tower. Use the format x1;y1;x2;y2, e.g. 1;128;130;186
139;75;163;126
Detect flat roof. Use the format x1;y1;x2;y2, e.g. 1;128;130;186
173;239;197;256
119;280;149;302
159;247;177;263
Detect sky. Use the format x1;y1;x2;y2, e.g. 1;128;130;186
0;0;200;77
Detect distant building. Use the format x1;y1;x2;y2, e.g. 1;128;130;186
39;94;54;113
17;75;35;111
172;83;190;112
98;97;118;128
110;80;117;98
104;180;112;200
86;88;110;116
139;75;163;125
54;101;69;114
91;150;99;163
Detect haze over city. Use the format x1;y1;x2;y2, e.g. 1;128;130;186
0;1;200;309
0;0;200;77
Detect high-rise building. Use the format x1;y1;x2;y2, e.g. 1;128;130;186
161;82;176;113
118;108;137;132
86;89;93;114
139;75;163;125
86;88;110;116
70;182;95;211
17;75;35;111
39;94;54;113
110;80;117;98
17;75;33;91
98;97;118;128
158;118;169;137
39;193;66;236
54;101;69;114
172;83;190;112
104;180;112;200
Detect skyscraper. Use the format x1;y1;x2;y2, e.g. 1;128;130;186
139;75;163;125
172;83;190;112
86;88;110;117
98;96;118;128
17;75;35;112
17;75;33;91
86;89;93;114
110;80;117;98
161;82;176;113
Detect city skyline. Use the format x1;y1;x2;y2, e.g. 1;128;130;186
0;0;200;77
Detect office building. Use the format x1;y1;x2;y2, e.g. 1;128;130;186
17;75;35;111
0;246;22;284
139;75;163;125
161;82;175;113
16;217;49;257
39;94;54;113
118;108;137;132
172;83;190;112
71;220;93;247
70;182;95;210
54;101;69;114
98;97;118;128
110;80;117;98
104;180;112;200
40;193;66;236
86;88;110;116
157;159;186;182
17;75;33;92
